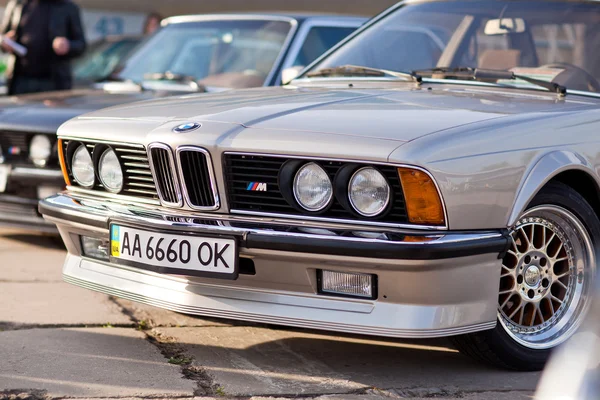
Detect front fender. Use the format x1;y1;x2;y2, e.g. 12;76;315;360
507;150;599;226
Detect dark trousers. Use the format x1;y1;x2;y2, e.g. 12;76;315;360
9;75;60;95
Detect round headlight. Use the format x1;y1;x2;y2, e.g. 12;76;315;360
71;145;94;188
30;135;52;167
293;162;333;212
98;148;123;193
349;167;390;217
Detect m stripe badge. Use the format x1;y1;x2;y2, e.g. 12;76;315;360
247;182;268;191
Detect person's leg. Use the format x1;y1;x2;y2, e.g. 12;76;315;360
9;76;32;95
9;76;59;95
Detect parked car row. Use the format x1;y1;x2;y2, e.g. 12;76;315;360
2;0;600;375
0;13;364;232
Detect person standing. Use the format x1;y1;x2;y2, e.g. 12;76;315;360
0;0;86;95
143;12;163;35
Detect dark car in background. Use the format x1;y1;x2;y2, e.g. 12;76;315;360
0;13;365;232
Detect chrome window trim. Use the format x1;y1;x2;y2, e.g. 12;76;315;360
162;15;299;88
147;143;183;208
224;151;449;231
175;146;220;211
163;14;297;26
278;18;365;85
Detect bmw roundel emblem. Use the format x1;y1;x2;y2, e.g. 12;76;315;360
173;122;201;133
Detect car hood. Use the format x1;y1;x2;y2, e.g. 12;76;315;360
61;82;600;161
75;82;600;138
0;87;172;133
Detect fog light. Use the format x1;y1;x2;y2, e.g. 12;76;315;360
318;270;376;299
81;236;110;261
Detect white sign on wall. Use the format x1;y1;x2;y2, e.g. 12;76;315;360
82;9;147;42
0;7;148;42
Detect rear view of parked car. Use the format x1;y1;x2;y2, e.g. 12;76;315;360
0;13;364;232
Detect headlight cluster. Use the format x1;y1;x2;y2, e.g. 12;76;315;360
284;161;392;218
29;135;53;167
98;148;123;192
349;167;390;216
72;145;94;187
293;163;333;212
66;142;124;193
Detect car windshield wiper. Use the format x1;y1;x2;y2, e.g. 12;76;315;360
414;67;567;96
99;76;146;91
143;71;196;82
306;65;422;83
143;72;207;92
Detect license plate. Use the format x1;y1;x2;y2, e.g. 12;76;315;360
110;224;238;279
0;165;11;192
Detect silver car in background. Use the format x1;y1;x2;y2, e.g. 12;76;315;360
41;0;600;370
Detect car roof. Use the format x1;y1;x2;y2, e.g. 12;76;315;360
163;13;367;26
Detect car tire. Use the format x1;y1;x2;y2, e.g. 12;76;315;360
452;181;600;370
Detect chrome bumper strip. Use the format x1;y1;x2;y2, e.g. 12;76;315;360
11;167;63;179
41;193;509;260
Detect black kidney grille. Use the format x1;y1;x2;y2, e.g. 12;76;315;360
224;154;408;224
179;149;216;208
62;140;158;201
149;147;180;205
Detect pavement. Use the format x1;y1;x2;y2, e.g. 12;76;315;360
0;230;541;400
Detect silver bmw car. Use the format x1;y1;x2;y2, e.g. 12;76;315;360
41;0;600;370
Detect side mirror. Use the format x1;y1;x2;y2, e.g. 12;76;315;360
281;66;304;84
484;18;526;35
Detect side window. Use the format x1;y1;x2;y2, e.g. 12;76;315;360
531;24;585;67
292;26;356;67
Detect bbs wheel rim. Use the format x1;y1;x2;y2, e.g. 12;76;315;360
498;205;595;350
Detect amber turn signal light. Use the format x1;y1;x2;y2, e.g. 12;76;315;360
57;139;71;186
398;167;445;226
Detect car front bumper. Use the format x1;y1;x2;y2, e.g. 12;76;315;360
0;167;63;233
41;193;510;338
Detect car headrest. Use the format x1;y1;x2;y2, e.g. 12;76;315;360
479;49;521;70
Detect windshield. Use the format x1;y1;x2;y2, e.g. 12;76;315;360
114;19;292;89
307;1;600;92
73;38;141;83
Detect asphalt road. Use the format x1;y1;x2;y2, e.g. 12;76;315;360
0;229;541;400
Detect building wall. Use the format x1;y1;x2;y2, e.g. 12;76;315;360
0;0;397;18
0;0;398;41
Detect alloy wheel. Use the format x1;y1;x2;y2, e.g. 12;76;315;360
498;205;595;349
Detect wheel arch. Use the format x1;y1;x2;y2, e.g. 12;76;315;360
508;150;600;227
